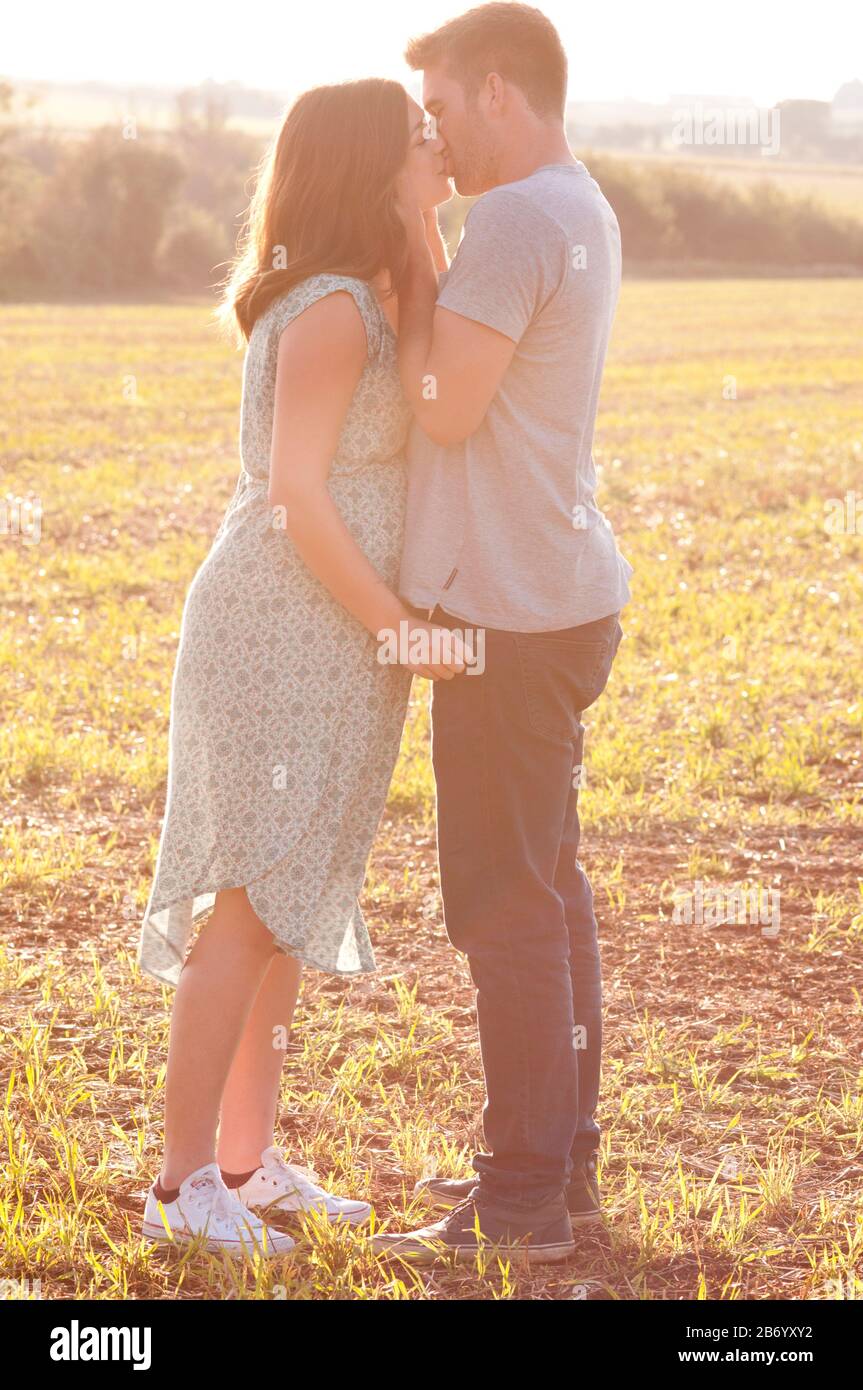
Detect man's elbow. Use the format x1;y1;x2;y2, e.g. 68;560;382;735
415;406;481;447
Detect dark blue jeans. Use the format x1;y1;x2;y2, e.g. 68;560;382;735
429;605;623;1211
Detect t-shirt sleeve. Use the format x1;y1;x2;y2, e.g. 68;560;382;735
437;189;568;343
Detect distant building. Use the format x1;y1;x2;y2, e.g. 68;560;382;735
832;80;863;130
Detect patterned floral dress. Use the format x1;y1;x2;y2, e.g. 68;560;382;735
137;274;413;989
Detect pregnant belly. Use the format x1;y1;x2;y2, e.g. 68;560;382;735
187;461;408;622
326;462;407;579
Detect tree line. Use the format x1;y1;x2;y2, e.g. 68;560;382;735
1;81;861;298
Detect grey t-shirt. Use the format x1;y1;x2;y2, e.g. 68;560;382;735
398;161;634;633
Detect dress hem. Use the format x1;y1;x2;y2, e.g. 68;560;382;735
137;885;379;992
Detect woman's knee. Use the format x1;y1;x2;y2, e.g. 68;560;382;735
212;887;275;954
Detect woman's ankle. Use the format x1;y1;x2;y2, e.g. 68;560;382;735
215;1145;269;1175
158;1153;216;1191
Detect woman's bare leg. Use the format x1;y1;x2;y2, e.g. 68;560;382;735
158;886;279;1190
216;949;303;1173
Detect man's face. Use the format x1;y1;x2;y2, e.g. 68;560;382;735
422;66;498;197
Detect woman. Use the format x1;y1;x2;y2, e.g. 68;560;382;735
137;78;462;1255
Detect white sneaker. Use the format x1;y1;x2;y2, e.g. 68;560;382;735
234;1146;372;1225
142;1161;295;1257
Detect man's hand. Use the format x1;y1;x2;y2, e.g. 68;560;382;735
394;171;433;260
422;208;450;273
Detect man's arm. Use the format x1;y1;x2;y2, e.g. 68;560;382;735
397;207;517;448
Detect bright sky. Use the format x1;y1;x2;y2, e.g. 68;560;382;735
5;0;861;105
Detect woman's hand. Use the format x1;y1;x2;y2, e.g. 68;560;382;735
378;616;468;680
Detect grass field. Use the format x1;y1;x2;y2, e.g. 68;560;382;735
1;280;862;1300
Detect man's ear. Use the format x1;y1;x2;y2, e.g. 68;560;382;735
485;72;506;114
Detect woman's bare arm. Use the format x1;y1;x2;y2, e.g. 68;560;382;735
267;291;463;679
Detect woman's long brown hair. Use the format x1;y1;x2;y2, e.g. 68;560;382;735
218;78;411;342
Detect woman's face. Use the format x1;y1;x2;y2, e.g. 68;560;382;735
401;94;453;211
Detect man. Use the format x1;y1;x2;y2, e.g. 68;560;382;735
374;2;634;1265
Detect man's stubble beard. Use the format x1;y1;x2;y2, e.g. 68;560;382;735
451;126;499;198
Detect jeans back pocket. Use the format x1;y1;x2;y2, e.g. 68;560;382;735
516;618;620;740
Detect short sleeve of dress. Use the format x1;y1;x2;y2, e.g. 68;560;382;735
265;274;383;360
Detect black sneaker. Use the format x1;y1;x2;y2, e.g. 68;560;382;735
568;1153;601;1224
414;1153;602;1226
371;1194;575;1265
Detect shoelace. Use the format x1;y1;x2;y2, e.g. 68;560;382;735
442;1195;478;1224
188;1178;261;1231
265;1152;325;1200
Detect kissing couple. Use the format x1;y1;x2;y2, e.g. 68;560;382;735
137;1;633;1266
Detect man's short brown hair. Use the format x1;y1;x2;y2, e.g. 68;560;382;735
405;3;568;120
